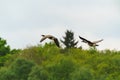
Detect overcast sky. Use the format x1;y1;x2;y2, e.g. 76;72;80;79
0;0;120;50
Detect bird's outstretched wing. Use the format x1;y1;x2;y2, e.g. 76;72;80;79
40;34;60;47
40;35;53;42
40;37;47;42
79;36;92;44
54;38;60;47
92;39;103;44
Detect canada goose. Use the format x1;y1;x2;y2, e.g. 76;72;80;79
79;36;103;47
40;35;60;47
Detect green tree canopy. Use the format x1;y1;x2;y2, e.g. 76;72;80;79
61;30;78;48
0;37;10;56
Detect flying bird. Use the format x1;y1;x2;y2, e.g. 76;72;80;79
79;36;103;47
40;35;60;47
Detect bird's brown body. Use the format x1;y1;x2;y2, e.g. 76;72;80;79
79;36;103;47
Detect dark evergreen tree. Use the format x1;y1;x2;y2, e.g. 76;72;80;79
0;37;10;56
61;30;78;48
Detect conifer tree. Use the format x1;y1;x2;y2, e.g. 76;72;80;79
61;30;78;48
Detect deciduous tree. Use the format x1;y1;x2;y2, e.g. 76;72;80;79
0;37;10;56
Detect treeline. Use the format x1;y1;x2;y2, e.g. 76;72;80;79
0;43;120;80
0;30;120;80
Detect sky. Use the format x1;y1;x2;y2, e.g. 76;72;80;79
0;0;120;50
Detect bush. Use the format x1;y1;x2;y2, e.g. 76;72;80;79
71;67;94;80
0;54;12;67
0;58;35;80
10;58;35;80
47;57;75;80
28;66;49;80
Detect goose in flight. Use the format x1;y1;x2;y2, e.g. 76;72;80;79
40;35;60;47
79;36;103;47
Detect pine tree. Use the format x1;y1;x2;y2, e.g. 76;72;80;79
61;30;78;48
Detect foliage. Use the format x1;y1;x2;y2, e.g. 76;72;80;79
0;37;21;67
28;66;49;80
0;58;35;80
61;30;78;48
47;57;75;80
71;67;94;80
0;54;12;67
0;43;120;80
10;49;21;54
10;58;35;80
0;37;10;56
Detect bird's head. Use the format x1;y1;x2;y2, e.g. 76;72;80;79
41;35;45;37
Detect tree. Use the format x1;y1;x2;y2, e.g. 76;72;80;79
61;30;78;48
0;37;10;56
0;58;35;80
